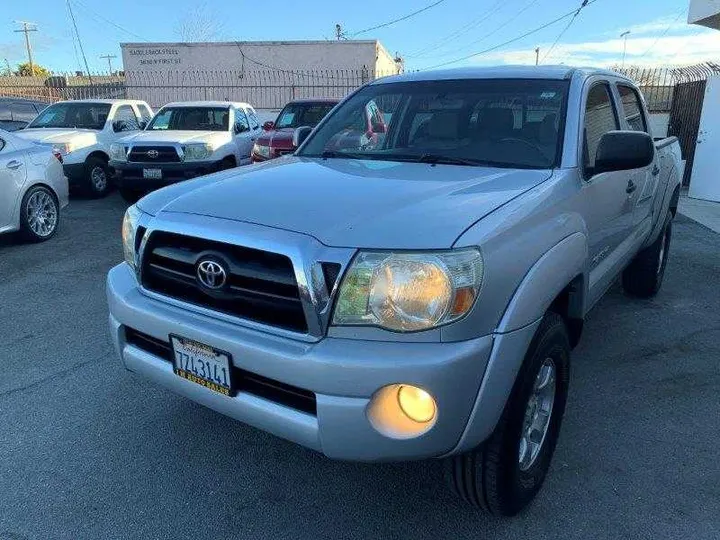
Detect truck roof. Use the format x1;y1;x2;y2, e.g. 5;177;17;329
161;100;252;109
55;98;149;105
374;65;633;84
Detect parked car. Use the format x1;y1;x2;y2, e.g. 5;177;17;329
0;129;68;242
16;99;153;197
110;101;261;203
0;97;50;132
251;98;338;162
107;66;682;516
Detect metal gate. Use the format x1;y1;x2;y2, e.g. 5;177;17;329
669;79;707;186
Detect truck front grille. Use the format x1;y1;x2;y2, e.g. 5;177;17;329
141;232;308;333
124;327;317;415
128;145;181;163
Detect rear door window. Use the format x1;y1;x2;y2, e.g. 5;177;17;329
115;105;140;130
617;85;648;133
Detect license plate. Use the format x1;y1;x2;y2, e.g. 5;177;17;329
170;335;233;396
143;168;162;179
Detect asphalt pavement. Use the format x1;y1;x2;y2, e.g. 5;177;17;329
1;194;719;540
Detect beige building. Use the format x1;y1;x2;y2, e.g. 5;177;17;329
120;40;402;77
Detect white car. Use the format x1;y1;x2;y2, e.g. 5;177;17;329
108;101;261;202
16;99;153;198
0;129;68;242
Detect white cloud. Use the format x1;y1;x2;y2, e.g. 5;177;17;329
474;24;720;67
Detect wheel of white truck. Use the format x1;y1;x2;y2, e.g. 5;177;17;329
447;312;570;516
84;156;112;198
622;216;672;298
19;186;60;242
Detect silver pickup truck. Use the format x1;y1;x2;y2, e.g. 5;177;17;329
107;66;682;516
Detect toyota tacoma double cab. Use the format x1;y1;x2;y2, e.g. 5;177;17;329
17;99;152;197
110;101;262;202
107;66;682;516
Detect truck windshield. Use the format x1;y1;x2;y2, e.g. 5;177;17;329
27;102;111;130
147;107;229;131
275;102;337;129
298;79;569;169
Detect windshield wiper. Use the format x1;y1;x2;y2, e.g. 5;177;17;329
319;150;377;160
415;154;483;166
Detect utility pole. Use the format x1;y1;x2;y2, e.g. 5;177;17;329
620;31;631;69
535;47;540;66
100;54;117;74
335;24;344;41
13;21;38;76
3;58;11;76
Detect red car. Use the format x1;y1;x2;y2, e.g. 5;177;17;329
252;98;339;162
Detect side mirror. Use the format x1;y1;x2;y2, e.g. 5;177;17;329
234;123;247;134
292;126;312;148
263;121;275;131
594;131;654;175
112;120;127;133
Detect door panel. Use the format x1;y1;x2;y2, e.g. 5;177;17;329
689;75;720;202
0;138;27;230
581;82;635;294
233;108;253;164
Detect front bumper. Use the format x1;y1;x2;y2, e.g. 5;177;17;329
107;263;498;461
110;160;221;190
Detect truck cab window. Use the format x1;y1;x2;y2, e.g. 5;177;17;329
617;85;648;133
583;83;619;176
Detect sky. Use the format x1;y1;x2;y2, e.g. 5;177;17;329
1;0;718;73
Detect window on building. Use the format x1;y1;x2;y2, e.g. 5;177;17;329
617;85;648;133
583;83;619;175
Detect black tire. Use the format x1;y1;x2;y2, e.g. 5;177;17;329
622;216;672;298
119;187;143;204
447;312;571;516
19;185;60;243
84;156;112;198
219;156;236;171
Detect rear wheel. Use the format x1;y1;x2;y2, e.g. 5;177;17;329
622;216;672;298
447;312;570;515
84;156;111;198
19;186;60;242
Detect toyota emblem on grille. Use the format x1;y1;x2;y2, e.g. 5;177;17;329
196;259;227;289
146;149;159;159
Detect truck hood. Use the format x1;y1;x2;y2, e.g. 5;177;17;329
120;130;229;145
256;128;294;149
15;128;98;147
138;157;553;249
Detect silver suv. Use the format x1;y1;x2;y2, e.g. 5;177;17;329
107;66;681;515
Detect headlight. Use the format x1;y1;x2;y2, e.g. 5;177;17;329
122;205;143;268
109;143;127;162
51;143;73;156
182;143;213;161
253;143;271;158
332;249;484;332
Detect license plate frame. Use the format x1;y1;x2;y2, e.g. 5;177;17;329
170;334;234;396
143;168;162;179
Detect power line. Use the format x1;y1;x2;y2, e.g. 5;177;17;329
70;0;146;41
540;0;589;64
637;9;687;60
424;0;600;69
66;0;92;82
412;0;541;62
405;0;506;58
350;0;448;37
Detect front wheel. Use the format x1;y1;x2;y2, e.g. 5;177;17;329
447;312;570;515
84;156;112;198
19;186;60;242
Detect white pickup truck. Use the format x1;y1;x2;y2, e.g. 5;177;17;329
17;99;153;197
109;101;262;202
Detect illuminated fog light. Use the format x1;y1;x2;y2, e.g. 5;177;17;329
397;385;436;423
367;384;438;439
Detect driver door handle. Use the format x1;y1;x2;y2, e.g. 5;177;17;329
7;160;23;170
626;179;637;194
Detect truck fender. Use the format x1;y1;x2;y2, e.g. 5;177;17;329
447;232;588;455
496;232;588;334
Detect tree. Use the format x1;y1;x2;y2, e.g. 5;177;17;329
175;3;225;42
15;62;51;77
